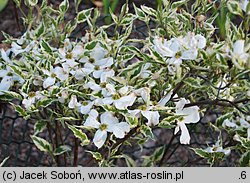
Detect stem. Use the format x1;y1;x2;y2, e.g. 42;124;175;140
57;122;67;166
11;0;21;32
73;137;79;167
158;132;176;166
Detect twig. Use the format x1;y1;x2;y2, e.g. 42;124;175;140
73;137;79;167
11;0;21;32
158;132;176;166
184;98;250;115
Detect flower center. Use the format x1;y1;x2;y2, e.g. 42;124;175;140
99;123;108;131
212;147;218;151
94;65;100;70
112;93;120;100
7;72;13;76
100;82;107;88
66;52;73;59
89;58;95;63
81;101;89;106
28;91;36;98
175;51;182;59
51;73;57;78
138;105;147;111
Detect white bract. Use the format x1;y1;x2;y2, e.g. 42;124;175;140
84;111;130;148
204;140;231;156
153;33;206;74
174;98;200;144
231;40;249;68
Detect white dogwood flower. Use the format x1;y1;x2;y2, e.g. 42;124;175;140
174;98;200;144
239;0;249;12
0;66;23;95
101;92;137;110
129;106;160;126
231;40;249;68
22;91;44;109
204;140;231;156
68;95;80;109
153;33;206;74
42;66;69;88
223;117;250;140
58;39;84;62
84;111;130;148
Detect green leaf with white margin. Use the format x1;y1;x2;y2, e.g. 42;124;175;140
77;8;92;23
122;154;136;167
53;145;71;156
191;148;210;158
133;3;147;21
183;77;202;88
239;151;250;167
152;146;165;162
31;135;53;153
125;115;138;128
215;113;233;127
59;0;69;13
227;0;243;17
140;5;157;17
25;0;38;6
158;115;180;129
0;91;22;101
41;40;52;53
86;151;102;161
10;103;30;120
171;0;187;9
140;125;154;140
67;123;90;146
0;157;9;167
34;120;47;135
36;98;55;108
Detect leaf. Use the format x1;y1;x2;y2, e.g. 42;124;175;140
36;98;54;108
158;116;178;129
184;77;202;88
0;156;9;167
77;8;92;23
141;5;157;17
120;14;135;25
171;0;187;9
122;154;136;167
67;123;90;146
36;22;45;37
125;115;138;128
84;41;97;50
26;0;38;6
215;113;233;127
239;151;250;167
59;0;69;13
227;0;243;17
34;120;47;135
86;151;102;161
11;103;30;120
140;125;154;140
192;148;209;158
31;135;52;153
53;145;71;156
0;0;8;12
0;91;22;101
153;146;165;162
41;40;52;53
133;3;147;20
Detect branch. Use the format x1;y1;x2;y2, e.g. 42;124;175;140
184;98;250;115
